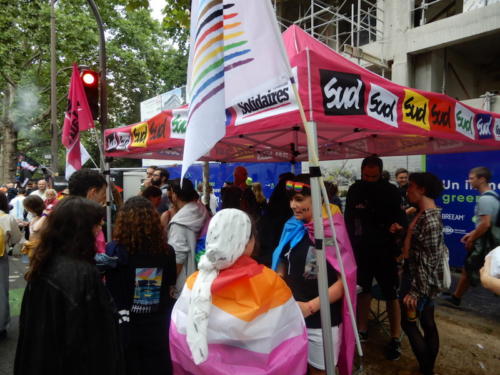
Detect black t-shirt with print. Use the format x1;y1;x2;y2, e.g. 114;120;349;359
104;241;177;315
283;234;342;329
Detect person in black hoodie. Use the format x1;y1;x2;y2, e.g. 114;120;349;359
105;196;177;375
255;172;294;267
15;196;123;375
344;156;406;361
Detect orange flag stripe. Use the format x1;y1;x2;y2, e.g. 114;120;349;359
186;267;292;322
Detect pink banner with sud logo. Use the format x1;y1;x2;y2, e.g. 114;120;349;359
105;26;500;162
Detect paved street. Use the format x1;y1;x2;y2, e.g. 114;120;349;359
1;257;498;374
0;255;27;375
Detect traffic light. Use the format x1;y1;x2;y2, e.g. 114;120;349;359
80;69;99;120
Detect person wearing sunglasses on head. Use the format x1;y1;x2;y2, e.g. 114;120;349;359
271;174;357;375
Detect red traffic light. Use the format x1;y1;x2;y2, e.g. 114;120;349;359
80;69;99;120
81;70;99;88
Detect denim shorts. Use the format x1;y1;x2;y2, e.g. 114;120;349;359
400;270;434;313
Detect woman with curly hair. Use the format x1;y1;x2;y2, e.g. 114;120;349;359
105;196;176;375
15;196;123;375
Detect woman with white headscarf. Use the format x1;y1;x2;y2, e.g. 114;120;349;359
169;209;307;374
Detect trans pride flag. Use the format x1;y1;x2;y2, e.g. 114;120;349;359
169;255;308;374
182;0;291;179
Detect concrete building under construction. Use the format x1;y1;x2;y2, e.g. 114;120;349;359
275;0;500;112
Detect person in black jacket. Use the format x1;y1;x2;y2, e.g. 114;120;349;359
15;196;123;375
105;196;177;375
344;156;406;361
256;172;294;267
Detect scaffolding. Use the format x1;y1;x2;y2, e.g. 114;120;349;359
274;0;384;54
411;0;463;27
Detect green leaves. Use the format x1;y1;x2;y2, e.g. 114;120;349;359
161;0;191;52
1;0;188;174
125;0;149;12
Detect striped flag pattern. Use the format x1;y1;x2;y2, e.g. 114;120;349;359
170;256;307;374
181;0;291;179
188;2;253;112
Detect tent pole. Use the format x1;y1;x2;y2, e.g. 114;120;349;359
306;120;336;375
104;160;112;241
264;3;335;373
203;161;210;213
302;51;337;367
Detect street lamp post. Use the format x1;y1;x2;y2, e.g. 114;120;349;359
86;0;108;144
50;0;58;175
86;0;112;241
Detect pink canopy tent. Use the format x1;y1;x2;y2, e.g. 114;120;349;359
104;26;500;161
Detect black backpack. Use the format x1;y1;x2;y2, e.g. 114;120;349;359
482;191;500;228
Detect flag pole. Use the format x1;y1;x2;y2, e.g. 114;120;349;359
264;1;362;373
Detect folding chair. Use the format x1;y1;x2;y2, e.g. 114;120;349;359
369;283;391;337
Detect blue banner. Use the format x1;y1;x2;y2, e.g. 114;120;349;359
167;162;297;209
427;151;500;267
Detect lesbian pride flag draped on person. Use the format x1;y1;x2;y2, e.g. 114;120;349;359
170;255;307;374
181;0;291;179
62;64;93;180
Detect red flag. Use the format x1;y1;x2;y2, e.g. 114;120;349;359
62;64;95;179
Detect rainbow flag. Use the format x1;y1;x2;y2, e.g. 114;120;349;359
170;255;307;374
181;0;291;179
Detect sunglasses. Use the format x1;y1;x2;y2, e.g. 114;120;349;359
286;180;311;192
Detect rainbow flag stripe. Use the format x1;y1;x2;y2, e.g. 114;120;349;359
189;1;253;119
170;256;307;374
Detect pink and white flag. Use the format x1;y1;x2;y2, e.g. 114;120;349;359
181;0;292;179
62;64;95;180
170;256;307;374
64;142;91;180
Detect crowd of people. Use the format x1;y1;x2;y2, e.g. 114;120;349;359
0;158;498;375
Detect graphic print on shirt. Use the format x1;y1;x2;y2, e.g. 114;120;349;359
132;267;163;313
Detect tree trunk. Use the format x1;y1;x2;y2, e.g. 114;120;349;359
0;125;18;183
0;84;18;184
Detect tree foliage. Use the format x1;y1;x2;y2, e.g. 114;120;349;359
160;0;191;51
0;0;188;179
126;0;191;52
